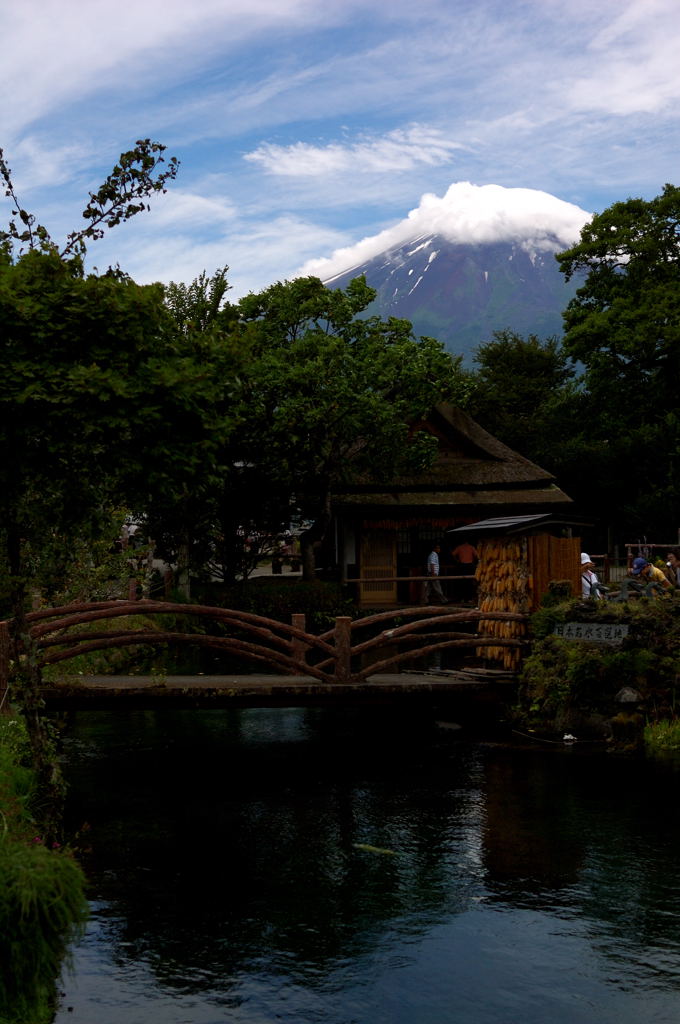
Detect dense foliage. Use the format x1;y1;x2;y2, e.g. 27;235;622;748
230;276;462;578
0;254;243;614
518;594;680;743
556;183;680;539
145;273;463;585
468;330;585;463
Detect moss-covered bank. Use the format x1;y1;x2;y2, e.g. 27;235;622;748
515;594;680;752
0;714;88;1024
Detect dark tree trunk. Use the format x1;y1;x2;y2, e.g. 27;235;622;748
300;486;333;583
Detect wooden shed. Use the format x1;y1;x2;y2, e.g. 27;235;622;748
448;513;583;670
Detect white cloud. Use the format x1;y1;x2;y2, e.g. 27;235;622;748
0;136;93;192
0;0;366;137
298;182;592;282
85;210;349;299
143;189;238;230
567;3;680;116
244;125;467;177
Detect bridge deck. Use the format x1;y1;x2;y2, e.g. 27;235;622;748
40;669;516;711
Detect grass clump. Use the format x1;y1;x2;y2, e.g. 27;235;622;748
644;719;680;755
0;714;88;1024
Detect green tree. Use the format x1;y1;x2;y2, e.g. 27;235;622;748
464;330;613;531
0;249;233;599
145;273;462;586
468;330;581;466
0;139;191;611
0;142;231;840
232;275;464;579
164;265;233;335
146;266;247;592
556;184;680;539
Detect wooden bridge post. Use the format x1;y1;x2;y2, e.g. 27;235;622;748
291;614;308;668
0;621;11;715
334;616;352;682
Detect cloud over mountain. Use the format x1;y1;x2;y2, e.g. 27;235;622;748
298;183;592;283
295;182;593;362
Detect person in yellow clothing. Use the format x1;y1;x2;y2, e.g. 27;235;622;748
630;557;671;591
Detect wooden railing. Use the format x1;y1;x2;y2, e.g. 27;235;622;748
316;606;525;679
0;600;529;710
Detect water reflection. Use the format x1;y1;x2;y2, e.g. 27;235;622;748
483;752;586;892
55;709;680;1023
62;711;484;972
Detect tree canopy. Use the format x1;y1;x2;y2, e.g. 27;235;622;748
145;274;464;584
0;248;242;603
468;330;579;466
556;183;680;539
557;183;680;406
0;141;196;609
233;276;463;577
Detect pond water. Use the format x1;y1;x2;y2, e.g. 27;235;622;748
54;708;680;1024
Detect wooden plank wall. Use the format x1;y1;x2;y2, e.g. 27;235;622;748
527;534;580;610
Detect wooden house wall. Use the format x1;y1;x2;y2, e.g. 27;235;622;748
526;534;580;610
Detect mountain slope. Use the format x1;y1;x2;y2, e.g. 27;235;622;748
323;233;581;361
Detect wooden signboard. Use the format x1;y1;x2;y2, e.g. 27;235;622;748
553;622;629;643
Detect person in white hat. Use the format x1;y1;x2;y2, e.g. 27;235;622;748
581;553;602;599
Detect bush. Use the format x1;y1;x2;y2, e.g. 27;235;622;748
644;719;680;755
40;613;164;680
0;717;35;834
0;839;88;1023
518;594;680;735
0;714;88;1024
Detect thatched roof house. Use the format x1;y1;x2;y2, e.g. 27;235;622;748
331;403;574;604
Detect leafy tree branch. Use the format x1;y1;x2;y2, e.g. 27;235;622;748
0;139;179;260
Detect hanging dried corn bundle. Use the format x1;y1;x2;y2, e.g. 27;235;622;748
475;536;529;670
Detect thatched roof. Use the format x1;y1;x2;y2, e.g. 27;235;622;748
334;403;572;511
333;486;570;508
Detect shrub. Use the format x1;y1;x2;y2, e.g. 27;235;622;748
644;719;680;755
519;595;680;734
0;839;88;1023
0;714;88;1024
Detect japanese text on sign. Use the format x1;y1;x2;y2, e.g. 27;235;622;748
553;622;629;643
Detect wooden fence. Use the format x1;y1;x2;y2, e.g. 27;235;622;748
0;600;530;711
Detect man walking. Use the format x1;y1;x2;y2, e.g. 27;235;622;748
421;543;448;604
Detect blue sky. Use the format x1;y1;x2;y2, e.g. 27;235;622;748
2;0;679;297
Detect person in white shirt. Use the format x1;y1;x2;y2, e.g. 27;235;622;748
581;553;603;599
421;544;448;604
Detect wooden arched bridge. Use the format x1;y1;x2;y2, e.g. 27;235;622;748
0;600;528;713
